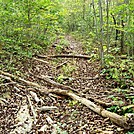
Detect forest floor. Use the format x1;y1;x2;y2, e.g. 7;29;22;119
0;35;129;134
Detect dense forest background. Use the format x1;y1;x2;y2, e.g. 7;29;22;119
0;0;134;133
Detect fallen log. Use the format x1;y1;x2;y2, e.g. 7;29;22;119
0;71;133;130
37;54;91;59
49;89;134;130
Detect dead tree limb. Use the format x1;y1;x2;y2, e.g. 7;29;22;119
0;71;47;93
35;75;77;92
0;71;133;130
0;71;40;88
49;89;134;130
37;54;91;59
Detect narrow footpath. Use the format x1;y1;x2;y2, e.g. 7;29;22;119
0;35;127;134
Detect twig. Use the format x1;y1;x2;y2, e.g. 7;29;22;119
56;60;69;69
33;57;49;64
0;74;12;81
38;106;58;112
0;71;41;88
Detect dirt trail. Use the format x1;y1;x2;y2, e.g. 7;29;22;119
0;35;125;134
65;35;83;53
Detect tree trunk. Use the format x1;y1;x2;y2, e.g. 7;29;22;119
98;0;104;67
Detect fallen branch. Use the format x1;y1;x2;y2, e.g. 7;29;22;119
38;106;58;112
0;71;48;94
33;57;49;64
0;71;41;88
56;60;69;69
35;74;77;92
38;54;91;59
61;74;99;80
0;74;12;81
49;89;134;130
39;75;99;81
0;71;133;130
0;81;16;87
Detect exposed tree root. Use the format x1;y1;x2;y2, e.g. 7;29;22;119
0;71;134;130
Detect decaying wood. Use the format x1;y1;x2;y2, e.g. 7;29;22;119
1;71;133;130
38;54;91;59
49;89;134;130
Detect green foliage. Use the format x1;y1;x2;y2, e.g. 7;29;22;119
0;0;64;71
107;93;134;115
107;104;134;115
68;100;78;107
0;0;63;53
101;54;134;89
61;64;76;76
57;74;65;83
107;105;120;113
126;131;134;134
55;38;69;53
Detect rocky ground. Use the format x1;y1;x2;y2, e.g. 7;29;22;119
0;35;131;134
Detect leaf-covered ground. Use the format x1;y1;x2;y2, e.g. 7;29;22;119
0;35;132;134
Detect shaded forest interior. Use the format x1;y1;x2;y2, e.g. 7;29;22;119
0;0;134;134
